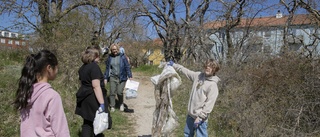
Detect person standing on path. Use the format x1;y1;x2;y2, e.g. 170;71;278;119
104;44;132;112
14;50;70;137
168;59;220;137
76;46;112;137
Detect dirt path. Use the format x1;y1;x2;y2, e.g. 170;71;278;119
124;72;156;137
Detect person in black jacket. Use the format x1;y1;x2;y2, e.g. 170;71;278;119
76;46;112;137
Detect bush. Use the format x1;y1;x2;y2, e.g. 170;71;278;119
214;53;320;136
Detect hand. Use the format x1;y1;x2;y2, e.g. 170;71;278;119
99;104;105;113
167;60;174;66
193;117;203;128
104;79;107;85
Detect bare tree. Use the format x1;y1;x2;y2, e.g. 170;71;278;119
280;0;320;58
297;0;320;21
135;0;210;62
0;0;115;42
216;0;246;63
280;0;300;52
204;0;287;64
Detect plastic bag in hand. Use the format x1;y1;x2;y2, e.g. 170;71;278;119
125;88;138;99
93;108;109;135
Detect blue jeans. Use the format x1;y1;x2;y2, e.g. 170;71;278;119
184;115;208;137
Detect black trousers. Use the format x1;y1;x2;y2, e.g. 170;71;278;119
81;119;104;137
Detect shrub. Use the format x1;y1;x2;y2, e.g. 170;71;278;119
214;53;320;136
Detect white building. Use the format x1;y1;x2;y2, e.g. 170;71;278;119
205;13;320;60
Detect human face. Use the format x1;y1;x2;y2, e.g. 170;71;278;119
110;46;119;55
204;66;213;77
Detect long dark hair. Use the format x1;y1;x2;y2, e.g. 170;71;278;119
14;50;58;110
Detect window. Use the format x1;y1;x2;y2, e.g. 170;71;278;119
15;41;20;45
263;45;271;53
213;45;222;53
288;28;296;35
8;40;13;44
247;44;260;52
264;31;271;38
4;32;9;37
0;39;5;43
147;49;154;55
219;32;225;38
217;46;222;53
11;33;17;38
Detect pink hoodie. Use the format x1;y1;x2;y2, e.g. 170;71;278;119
20;82;70;137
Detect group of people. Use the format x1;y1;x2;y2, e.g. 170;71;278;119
75;44;132;136
14;43;220;137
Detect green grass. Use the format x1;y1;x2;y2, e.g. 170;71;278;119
131;64;162;76
0;53;22;137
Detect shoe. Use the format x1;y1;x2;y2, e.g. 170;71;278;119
111;107;115;112
124;108;134;113
120;104;124;111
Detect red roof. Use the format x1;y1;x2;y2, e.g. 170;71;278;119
204;14;315;29
153;38;163;45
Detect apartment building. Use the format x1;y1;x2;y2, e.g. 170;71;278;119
205;12;320;59
0;30;28;49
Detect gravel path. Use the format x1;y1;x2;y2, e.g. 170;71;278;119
125;73;156;137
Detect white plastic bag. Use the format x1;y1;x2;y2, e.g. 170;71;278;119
125;80;140;91
151;66;181;92
125;80;139;99
93;109;109;135
125;88;138;99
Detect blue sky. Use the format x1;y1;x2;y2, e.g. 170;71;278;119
0;13;14;31
0;0;308;34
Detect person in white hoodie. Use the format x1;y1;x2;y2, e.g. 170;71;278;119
168;59;220;137
14;50;70;137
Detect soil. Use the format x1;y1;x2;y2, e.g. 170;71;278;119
124;72;156;137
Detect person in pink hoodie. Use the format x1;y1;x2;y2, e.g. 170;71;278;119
14;50;70;137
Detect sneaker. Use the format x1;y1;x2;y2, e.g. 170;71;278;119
111;107;115;112
120;104;124;111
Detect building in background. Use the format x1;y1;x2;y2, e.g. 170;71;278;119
0;30;28;49
204;12;320;60
143;38;164;65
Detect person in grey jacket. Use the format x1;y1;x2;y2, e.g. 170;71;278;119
168;59;220;137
